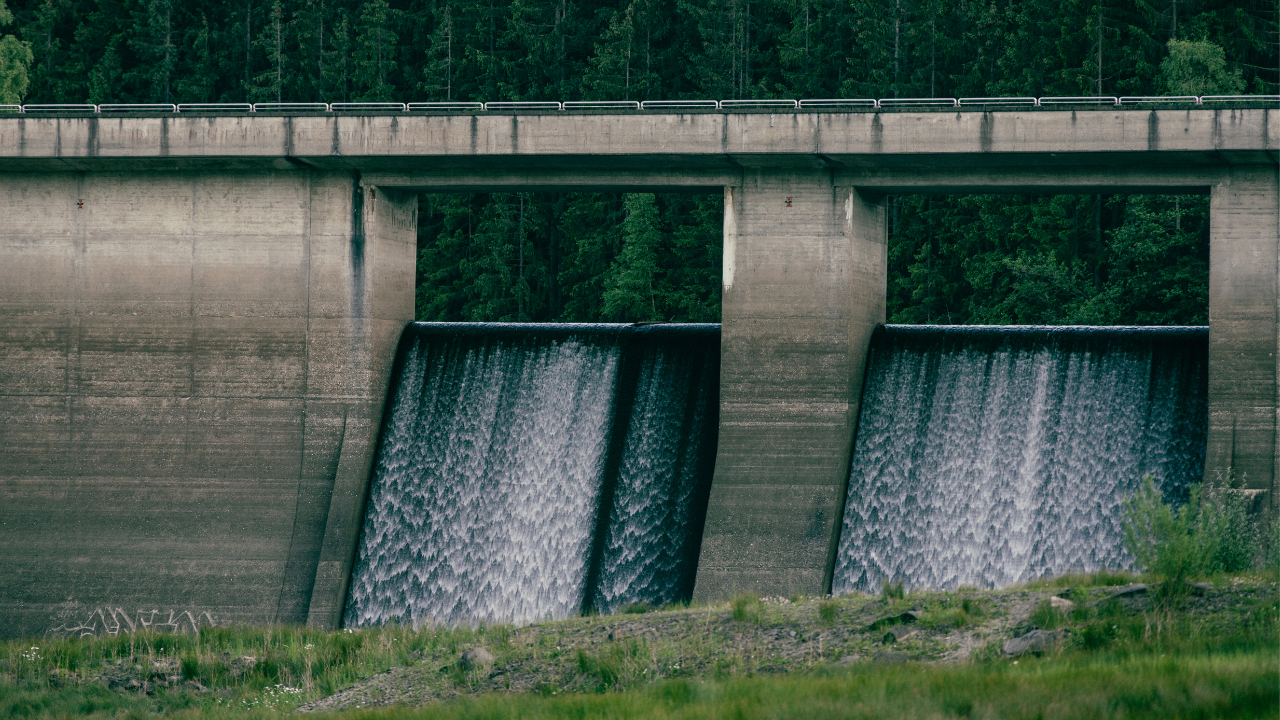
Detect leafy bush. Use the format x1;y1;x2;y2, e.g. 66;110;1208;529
1122;475;1259;592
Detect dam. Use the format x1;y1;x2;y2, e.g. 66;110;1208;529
0;104;1276;637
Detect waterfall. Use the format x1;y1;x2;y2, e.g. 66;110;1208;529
344;323;719;627
590;325;720;613
832;325;1208;594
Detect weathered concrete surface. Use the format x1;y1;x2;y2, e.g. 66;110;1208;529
0;171;415;638
0;109;1275;171
691;174;886;601
1;109;1275;623
1207;165;1280;492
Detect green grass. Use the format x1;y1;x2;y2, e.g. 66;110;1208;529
318;650;1278;719
2;571;1276;719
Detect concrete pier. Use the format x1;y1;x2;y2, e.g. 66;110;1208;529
0;109;1275;635
693;174;886;600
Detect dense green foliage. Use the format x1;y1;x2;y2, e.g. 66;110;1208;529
1123;475;1275;594
6;0;1273;322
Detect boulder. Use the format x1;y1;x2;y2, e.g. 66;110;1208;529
1107;583;1147;599
459;647;495;672
1001;630;1065;658
1049;596;1074;610
872;651;910;665
882;625;919;643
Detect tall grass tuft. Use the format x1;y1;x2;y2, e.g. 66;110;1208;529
730;594;762;623
882;581;905;600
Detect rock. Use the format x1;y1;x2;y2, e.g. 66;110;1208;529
882;625;918;643
1049;596;1074;610
788;630;797;638
124;678;142;691
1187;581;1213;596
459;647;495;672
872;651;910;665
1001;630;1065;658
838;654;862;665
141;681;156;695
179;680;210;693
864;610;922;632
1107;583;1148;599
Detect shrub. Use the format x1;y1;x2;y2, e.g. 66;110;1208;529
882;581;905;600
1122;475;1260;593
730;593;762;623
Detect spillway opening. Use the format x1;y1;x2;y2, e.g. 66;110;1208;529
414;192;723;324
344;323;719;627
831;325;1209;594
832;191;1212;593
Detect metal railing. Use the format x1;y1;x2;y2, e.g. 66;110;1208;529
5;95;1276;115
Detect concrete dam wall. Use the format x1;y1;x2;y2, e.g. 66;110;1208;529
0;108;1275;637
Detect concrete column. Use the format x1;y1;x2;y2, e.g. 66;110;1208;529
692;171;886;601
1207;164;1280;501
0;171;414;638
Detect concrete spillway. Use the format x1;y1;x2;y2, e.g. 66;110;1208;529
344;323;719;626
833;326;1209;594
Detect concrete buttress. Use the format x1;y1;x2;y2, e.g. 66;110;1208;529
692;171;886;600
0;171;416;638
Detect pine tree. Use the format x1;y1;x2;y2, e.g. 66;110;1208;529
353;0;397;100
603;193;663;321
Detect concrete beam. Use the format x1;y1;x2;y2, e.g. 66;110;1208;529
0;110;1273;172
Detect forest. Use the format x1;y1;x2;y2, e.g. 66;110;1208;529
1;0;1275;324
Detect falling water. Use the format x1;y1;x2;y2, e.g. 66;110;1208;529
345;323;720;627
344;324;625;627
590;325;720;612
833;325;1208;594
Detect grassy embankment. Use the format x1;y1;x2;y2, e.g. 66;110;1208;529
1;571;1276;719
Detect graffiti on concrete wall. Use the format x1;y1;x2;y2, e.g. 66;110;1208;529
49;608;216;637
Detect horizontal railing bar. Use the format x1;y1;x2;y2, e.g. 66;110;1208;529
327;102;403;111
98;103;178;112
959;97;1038;107
407;102;484;111
21;104;98;112
878;98;958;108
798;99;878;108
641;100;719;109
0;104;21;113
252;102;329;112
1118;96;1199;105
1199;95;1280;104
562;100;641;110
177;103;254;112
720;99;799;109
1039;96;1119;105
484;101;562;110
